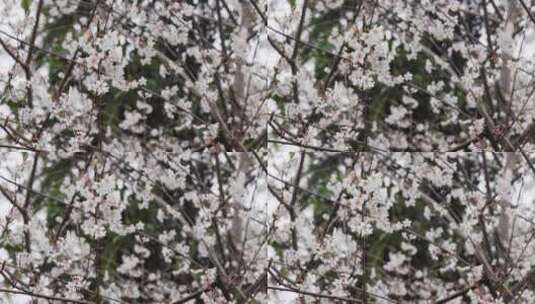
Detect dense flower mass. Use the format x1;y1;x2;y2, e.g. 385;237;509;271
0;0;535;303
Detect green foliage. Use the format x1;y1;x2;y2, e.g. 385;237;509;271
37;160;72;224
21;0;31;14
288;0;296;10
103;89;133;127
269;240;286;258
302;11;339;80
101;233;127;272
305;155;341;220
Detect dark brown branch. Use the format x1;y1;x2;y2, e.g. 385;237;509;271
23;0;45;108
0;288;90;304
0;38;29;74
518;0;535;26
434;282;480;304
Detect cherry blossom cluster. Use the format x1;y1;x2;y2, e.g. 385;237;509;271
1;0;535;303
